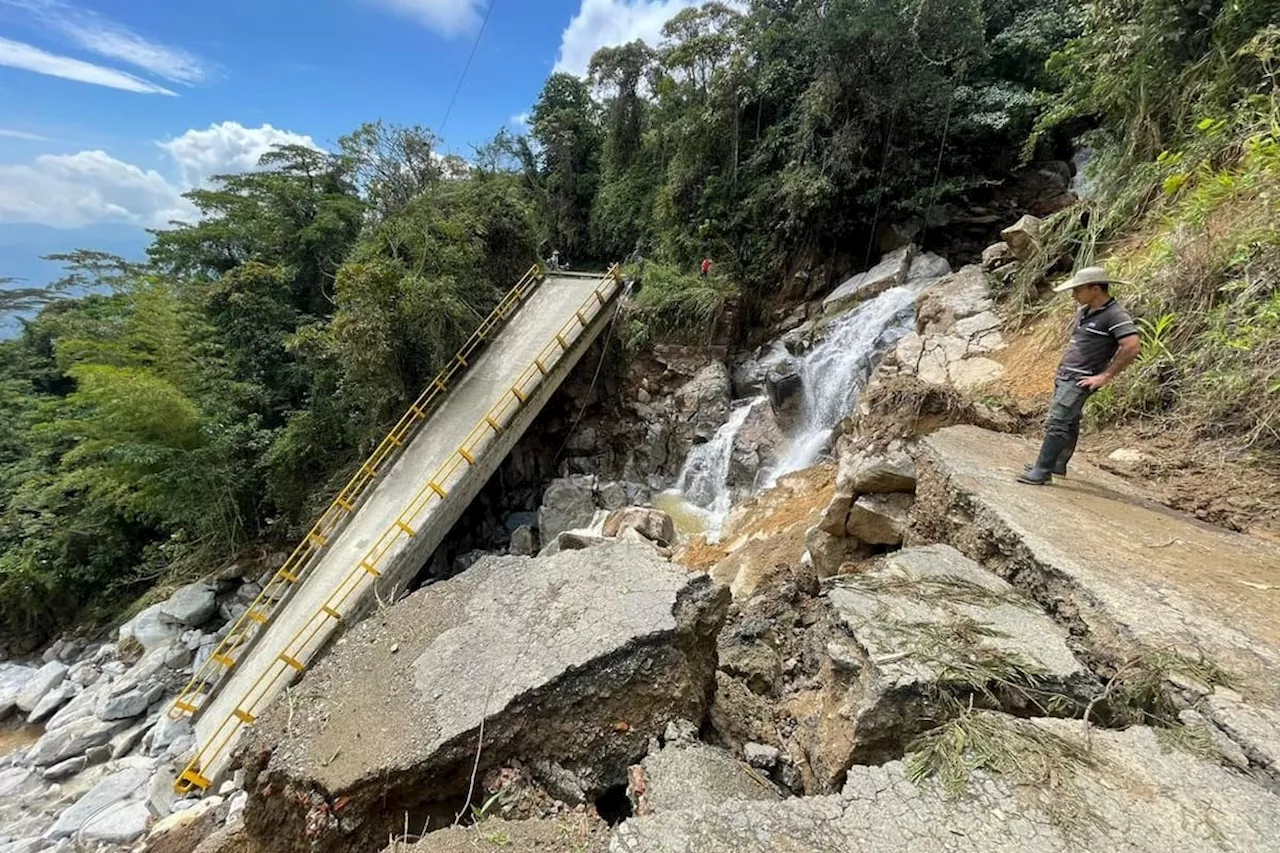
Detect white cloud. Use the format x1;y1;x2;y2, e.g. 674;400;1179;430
0;36;177;95
0;122;321;229
367;0;487;37
0;150;191;228
1;0;209;84
554;0;699;76
159;121;321;187
0;128;49;141
510;112;530;130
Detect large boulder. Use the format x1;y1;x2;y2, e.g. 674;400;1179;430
603;508;677;547
844;493;913;545
727;402;786;494
242;543;729;853
821;246;915;317
45;761;154;839
834;439;916;495
159;582;218;627
26;714;126;766
795;545;1098;790
672;362;732;447
119;603;183;652
894;266;1006;392
999;214;1042;261
538;475;598;544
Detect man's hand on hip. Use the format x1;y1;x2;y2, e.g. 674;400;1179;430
1077;375;1109;391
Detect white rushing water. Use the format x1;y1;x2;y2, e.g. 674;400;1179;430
767;281;926;480
665;280;928;539
667;397;763;542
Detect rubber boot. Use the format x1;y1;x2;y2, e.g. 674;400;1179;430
1017;433;1070;485
1023;433;1075;477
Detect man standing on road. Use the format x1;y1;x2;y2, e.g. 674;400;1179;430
1018;266;1142;485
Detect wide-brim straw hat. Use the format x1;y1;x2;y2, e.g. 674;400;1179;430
1052;266;1128;293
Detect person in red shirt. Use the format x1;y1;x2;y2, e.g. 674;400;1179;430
700;257;711;278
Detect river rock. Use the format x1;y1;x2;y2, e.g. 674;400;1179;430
79;800;152;845
15;660;68;714
822;246;915;317
538;475;597;544
27;680;79;724
27;714;125;766
119;604;183;652
40;754;88;780
66;659;100;686
241;543;729;853
0;663;37;718
98;682;164;721
672;361;732;447
844;493;913;545
45;762;154;838
763;359;804;420
603;508;677;546
795;545;1098;790
159;582;218;628
906;251;951;283
1000;214;1042;261
728;402;785;494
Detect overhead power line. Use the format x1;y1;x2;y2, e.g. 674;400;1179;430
439;0;497;136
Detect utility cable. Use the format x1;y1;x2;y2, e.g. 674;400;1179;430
439;0;497;135
555;279;635;465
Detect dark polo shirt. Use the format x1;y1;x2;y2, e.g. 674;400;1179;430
1056;298;1139;381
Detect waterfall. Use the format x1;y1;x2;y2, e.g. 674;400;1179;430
769;281;928;481
668;397;763;541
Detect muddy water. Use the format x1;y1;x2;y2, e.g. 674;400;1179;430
0;719;43;760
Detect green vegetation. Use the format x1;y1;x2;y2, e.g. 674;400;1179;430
1;1;1275;641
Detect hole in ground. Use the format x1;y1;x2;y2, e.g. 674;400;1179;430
595;784;633;825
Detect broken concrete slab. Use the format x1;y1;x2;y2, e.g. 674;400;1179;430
633;741;779;816
796;545;1098;790
911;426;1280;764
242;543;729;853
611;714;1280;852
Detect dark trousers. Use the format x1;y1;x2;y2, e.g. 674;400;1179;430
1032;378;1091;473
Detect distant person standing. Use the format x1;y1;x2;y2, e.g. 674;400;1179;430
1018;266;1141;485
549;249;561;271
700;257;711;278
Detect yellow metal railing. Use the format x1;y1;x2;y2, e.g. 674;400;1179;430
166;264;545;726
174;265;624;793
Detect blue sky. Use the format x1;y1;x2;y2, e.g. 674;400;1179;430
0;0;705;290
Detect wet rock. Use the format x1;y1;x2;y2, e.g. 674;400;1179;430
796;545;1098;790
27;714;125;767
242;543;729;853
538;475;598;544
1000;214;1042;261
727;402;785;495
45;762;154;839
611;715;1280;852
509;525;538;557
845;493;913;545
763;360;804;419
160;582;219;628
822;246;915;317
15;660;68;714
603;508;676;547
672;362;732;447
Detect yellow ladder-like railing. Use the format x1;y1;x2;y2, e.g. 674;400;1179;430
165;264;545;726
174;265;624;793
